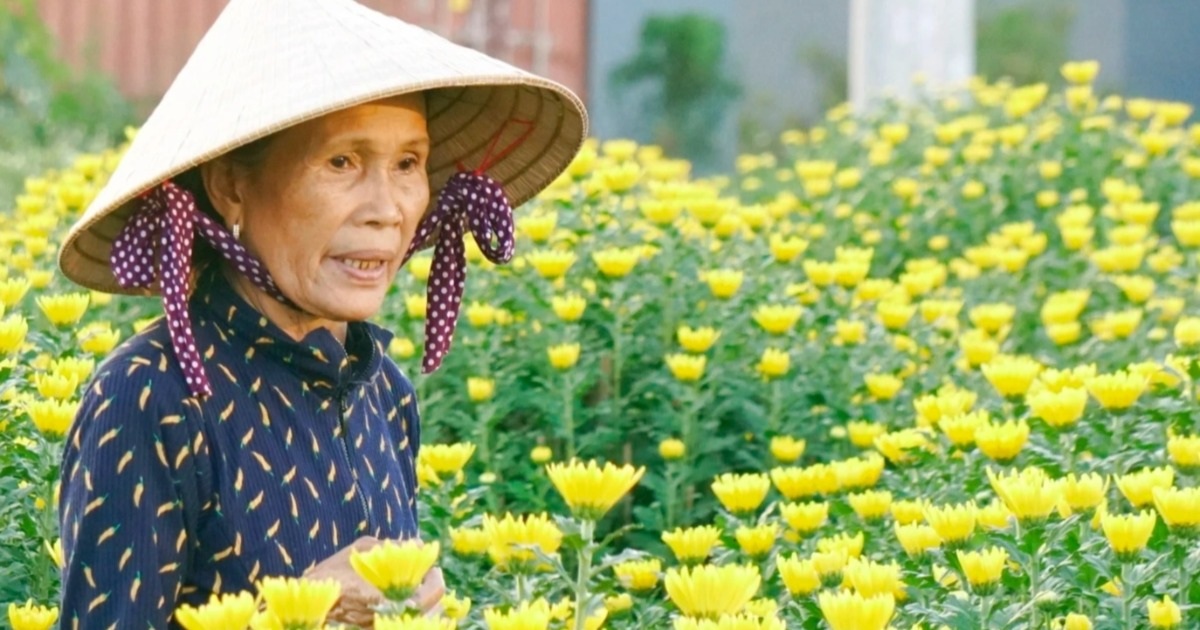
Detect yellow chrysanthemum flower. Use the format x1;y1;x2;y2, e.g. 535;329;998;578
956;547;1008;594
551;293;587;321
734;523;778;558
755;347;790;379
923;502;976;547
703;269;744;299
25;398;78;439
174;592;257;630
0;277;32;307
767;435;804;463
752;304;803;335
32;371;78;400
815;531;864;559
418;442;476;477
775;500;827;536
36;293;89;327
547;342;581;370
449;527;490;556
255;576;340;630
0;314;29;354
1166;433;1200;471
712;472;771;515
842;557;905;599
659;438;686;461
614;558;661;591
982;355;1042;397
1152;486;1200;535
677;325;720;353
528;249;577;279
1085;370;1149;409
666;353;706;382
7;599;59;630
1100;510;1157;561
894;523;941;557
873;428;933;465
847;490;892;521
776;554;821;596
467;377;496;402
1148;595;1182;629
483;513;563;571
484;598;553;630
349;539;439;601
665;563;761;619
863;373;903;400
1027;386;1088;428
1060;613;1093;630
546;459;645;521
975;420;1030;462
662;525;723;565
817;590;894;630
1060;473;1107;512
592;247;640;278
771;463;838;499
1116;467;1175;507
987;467;1061;523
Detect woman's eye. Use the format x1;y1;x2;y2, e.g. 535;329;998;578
330;155;352;169
398;157;420;173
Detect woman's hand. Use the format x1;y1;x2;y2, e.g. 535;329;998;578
303;535;446;628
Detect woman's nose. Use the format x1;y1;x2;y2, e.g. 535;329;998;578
359;176;405;227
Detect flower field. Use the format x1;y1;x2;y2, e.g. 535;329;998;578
4;61;1200;629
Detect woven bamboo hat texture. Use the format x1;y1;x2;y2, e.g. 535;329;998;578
58;0;587;295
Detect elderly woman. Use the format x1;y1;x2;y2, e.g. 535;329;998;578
53;0;585;627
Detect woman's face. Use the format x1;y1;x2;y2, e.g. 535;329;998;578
214;93;430;324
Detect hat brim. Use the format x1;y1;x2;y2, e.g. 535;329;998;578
60;78;586;296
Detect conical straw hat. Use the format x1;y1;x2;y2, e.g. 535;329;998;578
59;0;587;295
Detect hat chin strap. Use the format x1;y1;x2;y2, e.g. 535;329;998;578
111;180;298;398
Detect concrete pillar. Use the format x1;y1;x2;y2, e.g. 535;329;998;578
849;0;975;110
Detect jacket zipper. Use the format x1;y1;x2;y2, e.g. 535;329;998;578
336;391;371;531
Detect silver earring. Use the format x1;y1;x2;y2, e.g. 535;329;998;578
232;222;241;240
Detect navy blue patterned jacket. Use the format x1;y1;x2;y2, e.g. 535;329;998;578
57;266;421;629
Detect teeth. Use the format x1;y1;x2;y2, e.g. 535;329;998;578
338;258;383;270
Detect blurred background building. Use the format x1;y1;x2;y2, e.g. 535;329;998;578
10;0;1200;182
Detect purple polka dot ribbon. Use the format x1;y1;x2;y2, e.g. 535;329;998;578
400;170;515;373
110;180;294;398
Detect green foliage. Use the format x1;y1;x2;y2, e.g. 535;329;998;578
0;0;132;201
976;0;1077;87
608;13;740;170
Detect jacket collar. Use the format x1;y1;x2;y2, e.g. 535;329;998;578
191;265;395;396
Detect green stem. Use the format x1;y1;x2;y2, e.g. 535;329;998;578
681;388;698;514
981;594;994;628
562;373;576;460
515;572;529;603
574;520;596;630
767;379;782;435
1177;543;1189;627
665;464;678;531
1120;561;1135;630
1059;429;1075;473
1020;520;1043;630
476;405;497;512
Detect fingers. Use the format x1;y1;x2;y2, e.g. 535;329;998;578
405;567;446;614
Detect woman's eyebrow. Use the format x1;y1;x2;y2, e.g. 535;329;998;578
328;135;431;152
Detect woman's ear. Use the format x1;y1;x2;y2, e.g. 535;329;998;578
199;157;247;227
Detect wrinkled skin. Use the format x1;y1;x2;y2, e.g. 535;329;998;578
201;92;431;344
